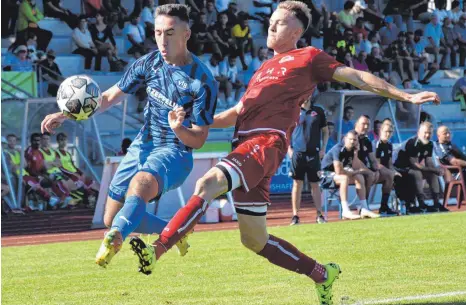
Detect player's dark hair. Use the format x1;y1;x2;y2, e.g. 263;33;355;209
6;134;17;139
30;133;41;143
344;1;355;10
42;132;51;137
155;4;190;23
277;1;311;32
56;133;67;141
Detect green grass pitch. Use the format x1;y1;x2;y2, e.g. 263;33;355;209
2;212;466;305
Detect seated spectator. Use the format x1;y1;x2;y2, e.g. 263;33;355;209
352;51;368;71
362;31;380;54
221;1;239;28
385;31;416;81
454;14;466;68
188;11;221;56
353;17;368;39
89;12;122;71
452;76;466;111
232;12;255;70
372;122;399;215
116;138;132;156
354;32;365;54
366;46;389;79
424;14;449;69
72;17;100;71
124;13;148;55
2;45;33;72
102;0;128;29
382;0;415;30
336;29;356;63
2;0;20;38
338;1;356;30
433;0;448;26
368;119;381;141
204;1;218;27
221;55;244;105
407;30;439;85
448;1;462;25
320;130;366;220
393;122;448;213
360;0;384;30
26;32;40;63
38;50;62;96
17;0;53;52
211;12;235;59
250;0;273;33
443;17;465;68
379;16;400;49
325;122;337;152
185;0;205;16
140;0;155;38
434;126;466;196
43;0;79;29
204;53;229;107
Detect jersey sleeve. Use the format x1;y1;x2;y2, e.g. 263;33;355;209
309;49;345;83
117;54;150;94
191;79;218;126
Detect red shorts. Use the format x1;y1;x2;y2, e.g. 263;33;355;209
220;132;287;206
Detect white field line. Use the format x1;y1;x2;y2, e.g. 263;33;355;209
348;291;466;305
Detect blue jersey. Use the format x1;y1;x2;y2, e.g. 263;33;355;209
117;51;218;151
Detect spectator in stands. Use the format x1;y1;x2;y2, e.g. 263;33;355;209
3;45;33;72
320;130;364;220
204;0;218;26
116;138;132;156
393;122;447;213
326;122;337;152
353;17;368;39
25;32;41;63
338;1;356;30
340;105;355;136
89;11;122;71
362;31;380;54
452;76;466;111
43;0;79;29
372;122;399;215
250;0;274;33
222;1;239;28
443;17;464;68
222;55;244;105
232;12;255;70
379;16;400;48
140;0;155;38
211;12;235;59
361;0;384;30
336;29;356;63
354;32;365;54
17;0;53;51
185;0;205;15
189;11;222;56
448;1;462;24
4;134;20;194
323;13;343;50
205;53;229;107
368;119;381;141
251;46;268;73
83;0;102;17
386;31;416;81
407;29;439;84
102;0;128;29
366;46;389;78
124;13;148;55
2;0;20;38
455;14;466;68
434;126;466;196
309;0;328;36
72;17;100;71
38;50;62;96
425;14;449;69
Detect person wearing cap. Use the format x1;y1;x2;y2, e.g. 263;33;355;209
379;16;400;48
2;45;33;72
17;0;53;52
38;50;62;96
454;14;466;67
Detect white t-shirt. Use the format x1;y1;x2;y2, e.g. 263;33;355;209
124;23;146;50
72;28;94;49
222;64;238;83
141;7;154;26
204;60;220;78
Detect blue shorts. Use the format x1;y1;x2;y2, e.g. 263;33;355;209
108;136;193;203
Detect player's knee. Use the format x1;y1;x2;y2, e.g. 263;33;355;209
195;169;225;199
128;172;158;198
240;233;267;253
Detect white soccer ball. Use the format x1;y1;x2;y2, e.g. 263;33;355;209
56;75;102;121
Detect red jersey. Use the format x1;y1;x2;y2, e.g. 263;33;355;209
25;146;46;177
235;47;343;141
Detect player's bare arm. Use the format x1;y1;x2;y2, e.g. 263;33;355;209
334;161;354;176
41;85;127;134
211;101;243;128
332;66;441;105
168;106;209;149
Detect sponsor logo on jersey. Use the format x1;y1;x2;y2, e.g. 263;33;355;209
177;80;188;89
147;87;177;109
279;55;294;64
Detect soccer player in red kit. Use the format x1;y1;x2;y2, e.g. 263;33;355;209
129;1;440;303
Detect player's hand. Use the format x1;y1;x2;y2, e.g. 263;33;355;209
168;106;186;131
41;112;67;134
408;91;440;105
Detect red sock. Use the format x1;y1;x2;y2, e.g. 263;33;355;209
257;235;327;283
155;195;207;259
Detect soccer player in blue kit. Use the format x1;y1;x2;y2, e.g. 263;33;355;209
41;4;218;267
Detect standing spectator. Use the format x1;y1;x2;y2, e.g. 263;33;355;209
353;17;368;39
393;122;446;213
140;0;155;38
89;12;120;70
221;55;244;105
368;119;381;141
338;1;356;30
211;12;235;59
204;0;218;26
17;0;53;51
442;17;463;68
379;16;400;48
38;50;62;96
232;13;254;70
102;0;128;29
288;96;329;225
320;130;364;220
2;0;20;38
455;14;466;67
408;29;439;85
116;138;132;156
43;0;79;29
2;45;33;72
72;17;100;71
326;122;337;152
339;105;355;136
425;14;449;69
189;11;222;56
124;14;147;55
386;31;416;81
221;1;239;28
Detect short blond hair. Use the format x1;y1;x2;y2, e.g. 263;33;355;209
277;1;311;31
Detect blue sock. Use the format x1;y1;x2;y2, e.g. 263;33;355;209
135;212;168;235
111;195;146;240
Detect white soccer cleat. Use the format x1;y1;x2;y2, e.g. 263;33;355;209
359;208;380;219
342;211;361;220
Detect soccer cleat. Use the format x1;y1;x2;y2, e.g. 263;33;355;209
129;236;156;275
95;229;123;268
175;230;192;257
316;215;327;224
379;206;398;216
315;263;342;305
290;215;300;226
359;208;380;219
341;211;360;220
